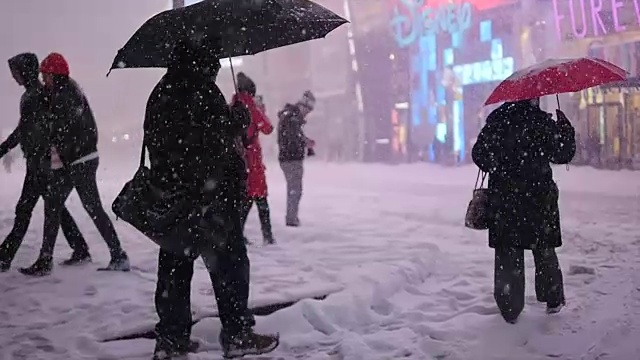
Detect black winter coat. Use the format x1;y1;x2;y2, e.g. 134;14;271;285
0;54;51;167
48;77;99;165
472;101;576;249
143;69;249;202
278;104;307;162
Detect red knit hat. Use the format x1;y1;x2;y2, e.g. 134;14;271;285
40;53;70;76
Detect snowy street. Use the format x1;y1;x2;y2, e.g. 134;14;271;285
1;161;640;360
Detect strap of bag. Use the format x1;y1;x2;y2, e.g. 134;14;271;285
473;168;488;190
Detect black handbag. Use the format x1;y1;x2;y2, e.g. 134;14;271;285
112;144;216;260
465;169;491;230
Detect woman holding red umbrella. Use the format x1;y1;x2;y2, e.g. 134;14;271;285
472;98;574;324
471;57;624;324
233;73;276;245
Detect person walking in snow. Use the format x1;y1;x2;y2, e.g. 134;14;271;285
277;90;316;227
19;53;130;276
144;41;278;359
0;53;87;272
233;73;276;245
472;98;575;324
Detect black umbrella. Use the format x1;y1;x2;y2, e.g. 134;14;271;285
108;0;348;74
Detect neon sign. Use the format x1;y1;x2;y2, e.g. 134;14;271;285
552;0;636;40
453;57;514;85
391;0;473;47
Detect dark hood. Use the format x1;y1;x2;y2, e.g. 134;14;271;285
8;53;40;88
167;40;221;80
486;100;548;126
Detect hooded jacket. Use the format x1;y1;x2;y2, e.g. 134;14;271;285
0;53;51;166
277;104;308;162
144;41;249;200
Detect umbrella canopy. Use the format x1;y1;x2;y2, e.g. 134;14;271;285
109;0;348;72
484;57;628;105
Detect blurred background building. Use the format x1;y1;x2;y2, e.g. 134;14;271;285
351;0;521;164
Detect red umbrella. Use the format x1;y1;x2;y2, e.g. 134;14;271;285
484;57;628;106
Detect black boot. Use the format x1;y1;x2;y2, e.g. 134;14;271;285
262;226;275;245
152;339;199;359
219;330;279;359
0;258;10;272
546;300;566;314
19;256;53;276
98;251;130;272
256;198;275;244
60;251;92;266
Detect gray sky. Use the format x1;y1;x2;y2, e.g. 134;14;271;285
0;0;167;134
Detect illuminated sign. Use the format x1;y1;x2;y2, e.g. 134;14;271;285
452;57;514;85
552;0;636;39
391;0;473;47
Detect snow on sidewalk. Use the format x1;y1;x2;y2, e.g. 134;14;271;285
0;162;639;360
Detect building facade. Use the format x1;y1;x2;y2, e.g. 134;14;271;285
550;0;640;168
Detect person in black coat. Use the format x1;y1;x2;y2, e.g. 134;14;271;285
0;53;87;272
144;40;279;359
472;98;575;324
19;53;129;276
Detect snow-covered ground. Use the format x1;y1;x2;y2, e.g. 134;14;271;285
1;160;639;360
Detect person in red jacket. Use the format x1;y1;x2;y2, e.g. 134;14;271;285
233;73;275;245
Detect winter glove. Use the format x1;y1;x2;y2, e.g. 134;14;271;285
307;148;316;157
555;109;570;123
305;137;316;148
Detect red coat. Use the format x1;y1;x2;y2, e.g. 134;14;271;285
232;92;274;198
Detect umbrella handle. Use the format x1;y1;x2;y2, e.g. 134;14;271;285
229;57;238;93
556;94;561;109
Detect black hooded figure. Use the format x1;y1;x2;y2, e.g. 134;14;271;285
143;40;279;359
472;98;576;324
18;52;130;276
0;53;88;272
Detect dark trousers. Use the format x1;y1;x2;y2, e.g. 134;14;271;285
39;158;123;259
0;165;87;262
494;247;565;321
240;197;273;239
154;221;253;343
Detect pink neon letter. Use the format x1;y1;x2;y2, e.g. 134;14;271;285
569;0;588;38
590;0;607;36
552;0;565;41
611;0;626;32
